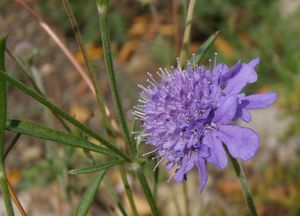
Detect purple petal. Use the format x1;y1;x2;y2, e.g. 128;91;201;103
248;57;260;68
234;107;252;122
203;133;228;169
217;125;259;160
243;92;277;109
213;95;238;124
199;144;210;158
196;157;208;192
221;61;242;81
224;64;257;95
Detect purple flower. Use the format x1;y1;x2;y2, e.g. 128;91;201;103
134;56;277;192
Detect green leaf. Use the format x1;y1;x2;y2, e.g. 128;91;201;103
189;31;220;65
0;70;130;161
69;160;122;175
4;133;21;160
75;170;106;216
0;36;15;216
6;119;112;156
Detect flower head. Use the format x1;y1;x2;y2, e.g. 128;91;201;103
134;56;277;192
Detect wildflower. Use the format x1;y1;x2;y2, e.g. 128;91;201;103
133;55;277;192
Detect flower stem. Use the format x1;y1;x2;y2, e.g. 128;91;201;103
0;36;15;216
179;0;196;66
96;0;134;155
183;181;191;216
136;167;160;216
119;166;139;216
229;156;258;216
62;0;115;138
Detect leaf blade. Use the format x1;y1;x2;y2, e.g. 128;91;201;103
0;71;130;161
69;160;122;175
75;170;107;216
6;119;112;156
190;31;220;65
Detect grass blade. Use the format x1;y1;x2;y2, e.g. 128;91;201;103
189;31;220;65
0;71;130;161
6;119;112;156
75;170;107;216
69;160;122;175
0;36;15;216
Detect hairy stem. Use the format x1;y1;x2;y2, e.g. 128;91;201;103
96;0;134;154
229;156;257;216
119;166;138;216
62;0;115;138
0;36;15;216
136;167;160;216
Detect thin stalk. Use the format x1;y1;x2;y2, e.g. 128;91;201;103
0;165;14;216
4;133;21;160
14;0;94;94
153;162;159;199
136;167;160;216
229;155;257;216
179;0;196;66
183;181;191;216
0;36;15;216
62;0;115;137
95;0;134;154
8;181;27;216
119;166;138;216
104;179;128;216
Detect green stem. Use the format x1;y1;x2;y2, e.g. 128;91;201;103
62;0;114;137
0;36;15;216
4;133;21;160
179;0;196;66
119;166;139;216
0;165;14;216
104;178;128;216
229;156;257;216
183;181;191;216
96;0;134;154
136;167;160;216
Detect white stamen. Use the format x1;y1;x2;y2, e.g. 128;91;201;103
209;59;212;72
138;99;147;104
153;156;166;171
177;57;182;72
142;149;158;157
213;52;218;72
192;53;196;69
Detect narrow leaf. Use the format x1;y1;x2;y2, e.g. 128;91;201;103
0;36;15;216
4;133;21;160
69;160;122;175
75;170;107;216
189;31;220;65
0;71;130;161
6;119;112;155
0;37;7;158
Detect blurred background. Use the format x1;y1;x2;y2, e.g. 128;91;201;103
0;0;300;215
